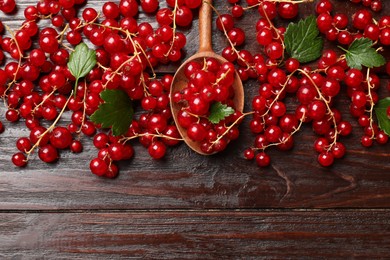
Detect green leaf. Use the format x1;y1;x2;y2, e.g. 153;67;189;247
374;97;390;136
67;43;97;92
208;102;235;124
340;38;386;70
284;15;323;63
90;90;134;136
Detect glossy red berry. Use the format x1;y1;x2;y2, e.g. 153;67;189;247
38;144;58;163
50;127;73;149
277;2;298;19
70;140;83;153
140;0;159;13
255;152;271;167
12;152;27;167
318;152;334;167
90;157;108;176
16;137;32;152
39;35;59;53
352;9;372;30
148;141;166;159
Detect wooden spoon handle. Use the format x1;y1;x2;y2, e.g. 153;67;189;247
198;0;213;52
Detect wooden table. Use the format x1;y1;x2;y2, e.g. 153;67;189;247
1;0;390;258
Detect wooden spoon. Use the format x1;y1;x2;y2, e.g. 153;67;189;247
170;0;244;155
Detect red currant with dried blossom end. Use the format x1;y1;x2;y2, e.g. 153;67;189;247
255;152;271;167
70;140;83;153
352;9;372;30
38;144;59;163
148;141;166;159
50;127;73;149
277;2;298;19
16;137;32;152
12;152;28;167
318;152;334;167
90;158;108;176
243;148;255;160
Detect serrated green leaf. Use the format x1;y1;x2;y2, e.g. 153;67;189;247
341;38;386;70
208;102;235;124
90;90;134;136
67;43;96;94
374;97;390;136
284;15;323;63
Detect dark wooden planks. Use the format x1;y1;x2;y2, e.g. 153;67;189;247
1;210;390;259
1;132;390;210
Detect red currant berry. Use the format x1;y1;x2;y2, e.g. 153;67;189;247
50;126;72;149
352;9;372;30
12;152;27;167
361;135;373;147
90;157;108;176
318;152;334;167
70;140;83;153
255;152;271;167
148;141;166;159
38;143;58;163
277;2;298;19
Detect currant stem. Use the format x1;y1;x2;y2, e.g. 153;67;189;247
121;132;183;143
102;56;136;89
214;68;231;85
208;3;252;69
244;0;313;9
258;2;286;63
3;24;23;97
31;88;57;114
76;83;88;134
256;112;305;151
210;111;254;147
165;0;178;57
57;23;69;42
259;71;294;120
365;68;376;140
297;69;339;150
25;91;74;160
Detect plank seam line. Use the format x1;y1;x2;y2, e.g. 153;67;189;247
1;208;390;213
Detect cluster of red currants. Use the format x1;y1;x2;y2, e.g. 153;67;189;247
212;0;388;168
0;0;205;177
315;0;389;146
316;0;389;46
0;0;389;176
89;75;182;178
350;0;382;12
172;58;243;154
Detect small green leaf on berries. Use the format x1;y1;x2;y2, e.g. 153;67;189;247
90;90;134;136
340;38;386;70
374;97;390;136
284;15;323;63
208;102;235;124
67;43;96;91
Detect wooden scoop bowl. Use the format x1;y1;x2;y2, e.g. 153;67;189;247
170;0;244;155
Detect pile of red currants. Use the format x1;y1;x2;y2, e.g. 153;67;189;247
171;58;243;155
0;0;389;177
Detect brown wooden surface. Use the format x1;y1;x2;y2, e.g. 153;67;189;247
1;0;390;258
2;211;390;259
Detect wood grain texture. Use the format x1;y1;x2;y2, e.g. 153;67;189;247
1;210;390;259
